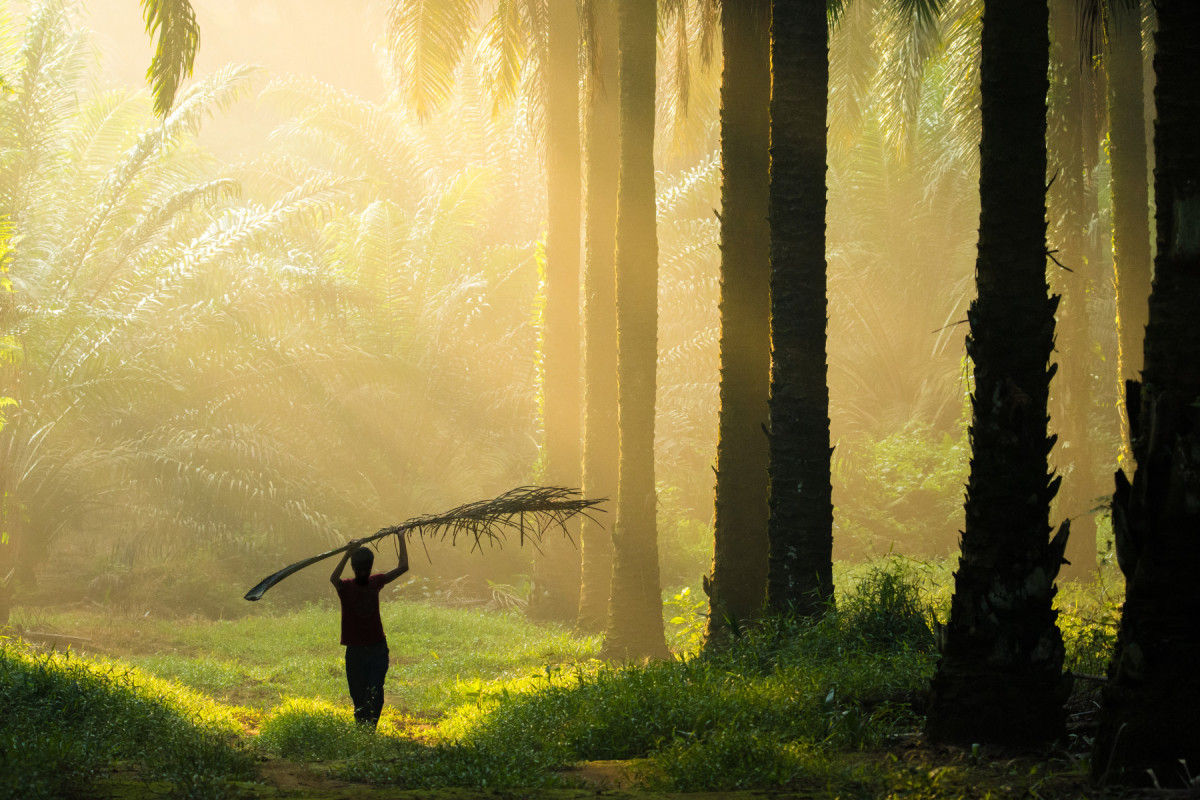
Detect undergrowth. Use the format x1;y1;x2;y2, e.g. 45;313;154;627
0;557;1122;796
334;558;942;791
0;641;253;799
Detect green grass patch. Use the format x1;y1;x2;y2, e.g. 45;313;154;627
36;598;602;713
5;557;1124;796
0;640;253;799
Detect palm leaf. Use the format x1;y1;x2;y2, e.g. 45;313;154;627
243;486;606;600
388;0;482;121
140;0;200;117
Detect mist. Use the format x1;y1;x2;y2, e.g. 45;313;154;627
0;0;1123;623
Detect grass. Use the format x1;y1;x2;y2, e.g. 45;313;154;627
0;641;254;799
1;557;1127;798
35;596;601;713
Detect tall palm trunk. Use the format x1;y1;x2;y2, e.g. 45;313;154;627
530;0;584;622
577;0;619;633
1105;2;1153;463
765;0;833;618
925;0;1070;746
1048;1;1099;581
602;0;668;660
1092;0;1200;785
705;0;771;645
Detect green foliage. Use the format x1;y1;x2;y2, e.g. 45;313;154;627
0;2;548;598
0;640;252;799
256;697;377;761
651;729;815;791
3;569;1124;796
140;0;200;117
340;560;941;792
834;419;969;558
662;584;707;657
337;735;563;789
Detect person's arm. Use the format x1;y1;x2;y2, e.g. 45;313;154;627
330;538;363;585
382;536;409;583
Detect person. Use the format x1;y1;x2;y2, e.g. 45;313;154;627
329;536;408;728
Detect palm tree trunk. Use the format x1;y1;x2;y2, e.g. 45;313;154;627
765;0;833;618
925;0;1070;746
1047;0;1099;581
602;0;668;660
529;0;584;623
1092;0;1200;785
1105;2;1153;464
705;0;771;646
577;0;619;633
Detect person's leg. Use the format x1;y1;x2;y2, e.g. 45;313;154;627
363;641;390;729
345;645;371;725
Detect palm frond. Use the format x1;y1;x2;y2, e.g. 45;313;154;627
244;486;606;600
388;0;482;121
140;0;200;117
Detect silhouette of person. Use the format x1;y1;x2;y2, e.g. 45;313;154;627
329;536;408;728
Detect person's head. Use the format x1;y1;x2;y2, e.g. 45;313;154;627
350;547;374;582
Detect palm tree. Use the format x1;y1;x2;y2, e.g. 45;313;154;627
1103;0;1152;461
602;0;669;660
705;0;771;643
925;0;1071;745
384;1;584;621
0;2;546;604
577;0;619;632
1047;0;1100;580
528;0;584;622
1091;0;1200;785
765;0;834;618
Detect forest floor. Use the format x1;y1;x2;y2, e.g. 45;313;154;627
9;566;1148;800
87;744;1117;800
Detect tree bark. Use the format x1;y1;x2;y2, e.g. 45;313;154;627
705;0;771;646
765;0;834;619
925;0;1070;746
1092;0;1200;785
1047;0;1099;581
603;0;669;661
529;0;584;623
1106;2;1153;465
578;0;619;633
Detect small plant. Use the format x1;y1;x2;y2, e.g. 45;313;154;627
257;697;379;761
663;584;707;656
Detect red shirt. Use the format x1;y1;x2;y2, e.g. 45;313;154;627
336;574;388;646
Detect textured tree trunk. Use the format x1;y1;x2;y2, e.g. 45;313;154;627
577;0;619;633
765;0;833;619
602;0;669;660
704;0;771;646
1048;0;1099;581
529;0;584;623
1092;0;1200;785
1106;3;1153;465
925;0;1071;746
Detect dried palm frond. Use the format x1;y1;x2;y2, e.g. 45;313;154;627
243;486;606;601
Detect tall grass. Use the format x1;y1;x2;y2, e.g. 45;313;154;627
330;559;942;790
3;558;1122;795
0;641;253;799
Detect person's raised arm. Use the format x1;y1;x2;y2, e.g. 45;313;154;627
330;538;363;585
383;536;409;583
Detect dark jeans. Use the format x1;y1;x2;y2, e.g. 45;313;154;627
345;639;389;728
